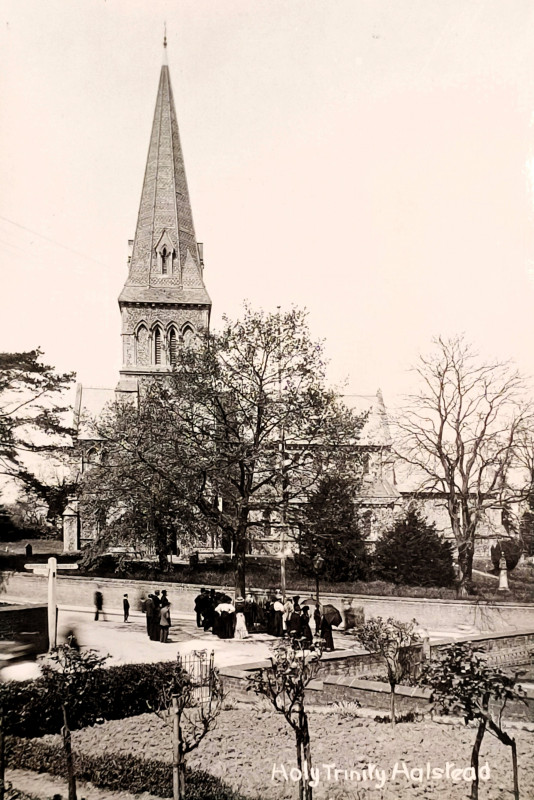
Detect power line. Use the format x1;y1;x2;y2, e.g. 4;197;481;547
0;214;113;269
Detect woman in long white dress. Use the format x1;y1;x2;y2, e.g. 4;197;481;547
234;597;249;639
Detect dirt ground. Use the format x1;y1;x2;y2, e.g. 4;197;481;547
34;703;533;800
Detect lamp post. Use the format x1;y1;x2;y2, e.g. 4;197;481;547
313;554;325;606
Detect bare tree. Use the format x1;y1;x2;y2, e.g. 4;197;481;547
154;652;223;800
395;336;531;595
248;639;323;800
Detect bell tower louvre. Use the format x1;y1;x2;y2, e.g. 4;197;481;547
116;35;211;395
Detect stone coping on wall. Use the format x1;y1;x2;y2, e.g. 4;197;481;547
320;676;432;699
7;571;534;606
52;575;534;607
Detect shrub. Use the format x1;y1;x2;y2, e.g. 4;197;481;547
2;661;180;738
373;509;455;588
5;738;249;800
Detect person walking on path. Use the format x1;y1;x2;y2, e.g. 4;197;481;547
320;614;335;651
159;602;172;643
150;590;162;640
300;607;313;648
94;588;104;621
313;604;321;636
145;594;155;638
234;597;249;639
123;594;130;623
194;588;207;627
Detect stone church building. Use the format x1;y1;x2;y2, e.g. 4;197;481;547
63;40;502;556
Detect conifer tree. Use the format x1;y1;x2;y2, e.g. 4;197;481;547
373;507;455;587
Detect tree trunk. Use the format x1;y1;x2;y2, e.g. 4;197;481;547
511;737;519;800
0;705;5;800
390;683;396;728
470;718;487;800
295;735;304;800
61;704;77;800
234;512;249;598
172;695;187;800
457;540;474;596
301;710;313;800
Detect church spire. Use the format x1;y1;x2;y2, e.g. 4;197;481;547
117;42;211;391
119;39;210;307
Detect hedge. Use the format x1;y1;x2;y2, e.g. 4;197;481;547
2;661;179;738
6;738;252;800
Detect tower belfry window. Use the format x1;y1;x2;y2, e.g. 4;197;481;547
169;329;177;365
154;328;162;364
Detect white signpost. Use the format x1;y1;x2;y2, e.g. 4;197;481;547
47;557;57;651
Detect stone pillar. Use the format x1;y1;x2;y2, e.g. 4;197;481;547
62;497;80;553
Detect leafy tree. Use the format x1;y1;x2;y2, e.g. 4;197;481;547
373;507;455;587
395;336;531;595
79;425;208;570
85;306;364;595
297;475;369;582
422;642;525;800
0;505;16;541
355;616;420;728
17;469;78;535
0;350;74;479
248;639;323;800
518;487;534;557
40;644;108;800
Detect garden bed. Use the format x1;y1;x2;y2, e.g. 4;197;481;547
27;706;534;799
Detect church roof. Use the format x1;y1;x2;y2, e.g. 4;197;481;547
119;43;211;307
73;385;117;440
343;390;392;447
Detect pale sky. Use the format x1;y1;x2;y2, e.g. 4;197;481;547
1;0;534;405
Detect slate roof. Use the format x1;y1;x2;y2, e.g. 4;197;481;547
343;390;392;447
73;385;117;440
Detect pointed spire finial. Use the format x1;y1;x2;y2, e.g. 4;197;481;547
162;22;168;66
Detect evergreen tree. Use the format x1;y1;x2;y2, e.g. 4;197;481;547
373;508;455;587
0;504;16;541
297;475;369;582
519;488;534;558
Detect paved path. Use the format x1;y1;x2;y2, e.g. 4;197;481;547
55;606;279;668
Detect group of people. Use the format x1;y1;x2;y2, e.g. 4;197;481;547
263;593;335;651
194;589;247;639
143;589;172;642
193;588;335;650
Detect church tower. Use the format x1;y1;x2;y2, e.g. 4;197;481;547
117;37;211;394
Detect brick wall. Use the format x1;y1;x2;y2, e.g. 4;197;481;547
1;572;533;633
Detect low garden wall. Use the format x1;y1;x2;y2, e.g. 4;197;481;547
1;572;533;632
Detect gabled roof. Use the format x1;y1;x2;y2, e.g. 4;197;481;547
344;390;392;447
73;385;117;440
119;44;210;307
